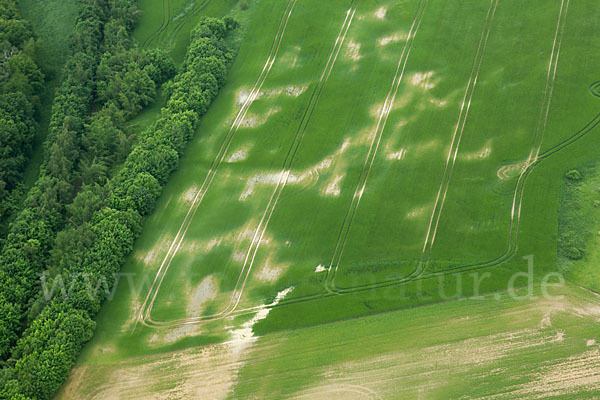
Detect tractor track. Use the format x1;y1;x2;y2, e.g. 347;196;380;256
135;0;298;330
134;0;600;329
137;0;359;328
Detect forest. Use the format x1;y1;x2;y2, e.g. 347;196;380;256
0;0;235;398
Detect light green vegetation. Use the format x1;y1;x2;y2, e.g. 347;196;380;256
59;284;600;398
60;0;600;397
18;0;79;186
233;284;600;399
134;0;238;61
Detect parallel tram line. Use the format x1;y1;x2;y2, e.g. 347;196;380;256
142;0;172;48
421;0;500;258
139;0;359;328
325;0;428;292
135;0;298;330
137;0;592;328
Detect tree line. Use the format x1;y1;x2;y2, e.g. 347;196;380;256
0;15;235;400
0;0;45;238
0;0;175;374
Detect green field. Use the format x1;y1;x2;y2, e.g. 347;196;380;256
133;0;239;61
18;0;79;186
59;284;600;399
58;0;600;397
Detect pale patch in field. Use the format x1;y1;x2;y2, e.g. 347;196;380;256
285;85;308;97
369;99;407;121
387;149;406;160
135;234;174;266
587;339;596;347
240;106;281;128
507;349;600;397
378;32;407;46
227;148;249;163
406;207;425;219
236;88;254;108
241;139;351;200
181;237;224;254
571;304;600;318
410;71;437;90
233;251;246;262
345;40;361;61
256;256;289;282
261;85;308;99
375;6;387;19
413;139;441;157
206;238;222;251
396;120;409;129
463;141;492;161
370;103;385;118
236;84;307;109
127;298;141;326
187;275;218;318
231;220;276;251
163;324;204;344
429;97;448;107
315;264;327;273
280;45;302;68
541;313;552;328
240;172;296;200
236;224;257;242
227;286;294;353
324;174;344;197
180;186;199;204
64;342;253;400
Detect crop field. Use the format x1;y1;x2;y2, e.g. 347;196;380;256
59;284;600;399
57;0;600;397
133;0;238;60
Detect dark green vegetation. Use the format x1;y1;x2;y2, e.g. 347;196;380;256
0;0;45;238
0;0;219;398
18;0;78;75
17;0;78;194
0;12;234;399
3;0;600;397
558;164;600;292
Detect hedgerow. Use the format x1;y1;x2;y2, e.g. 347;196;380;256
0;16;235;399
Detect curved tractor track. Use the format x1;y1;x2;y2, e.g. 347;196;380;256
164;0;212;48
324;0;576;294
141;0;212;49
590;81;600;98
137;0;359;329
278;0;586;302
136;0;600;329
141;0;171;48
135;0;298;330
324;0;428;291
